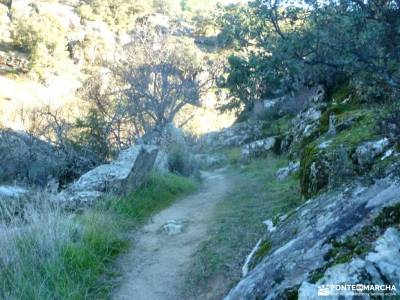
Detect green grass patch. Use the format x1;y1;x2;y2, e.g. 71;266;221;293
262;115;293;137
214;146;242;166
183;155;302;299
0;172;197;300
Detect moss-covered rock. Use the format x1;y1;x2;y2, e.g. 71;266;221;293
299;109;382;198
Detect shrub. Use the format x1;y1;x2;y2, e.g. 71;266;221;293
76;4;97;21
168;144;193;176
77;0;151;28
11;12;68;78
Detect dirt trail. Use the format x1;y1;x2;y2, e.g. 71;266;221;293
113;168;232;300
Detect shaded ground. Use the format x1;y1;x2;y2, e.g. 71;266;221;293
112;168;233;300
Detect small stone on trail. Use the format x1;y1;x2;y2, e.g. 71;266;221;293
162;220;185;235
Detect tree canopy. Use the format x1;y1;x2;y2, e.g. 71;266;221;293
216;0;400;114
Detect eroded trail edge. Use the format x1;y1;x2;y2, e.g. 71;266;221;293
113;168;232;300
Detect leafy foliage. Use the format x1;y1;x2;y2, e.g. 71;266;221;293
77;0;151;28
216;0;400;113
11;12;68;78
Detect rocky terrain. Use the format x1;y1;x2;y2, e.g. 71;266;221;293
0;0;399;299
195;84;400;299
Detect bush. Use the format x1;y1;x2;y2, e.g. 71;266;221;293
76;4;98;21
77;0;151;28
11;12;68;78
167;144;194;176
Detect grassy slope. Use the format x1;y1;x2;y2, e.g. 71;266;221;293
183;154;302;299
0;172;197;300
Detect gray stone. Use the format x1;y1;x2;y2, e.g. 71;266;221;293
143;123;195;175
287;105;324;154
193;153;228;169
0;185;27;199
162;220;184;235
199;121;264;150
250;85;325;120
381;148;394;160
356;138;390;169
54;145;158;210
242;239;263;277
241;137;278;161
327;114;337;136
0;129;97;186
366;227;400;287
276;161;300;180
263;220;276;232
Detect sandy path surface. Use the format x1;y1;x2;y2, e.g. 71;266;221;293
113;168;232;300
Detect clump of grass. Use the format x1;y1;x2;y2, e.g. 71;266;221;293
104;172;197;224
184;154;302;299
214;146;242;166
0;172;197;299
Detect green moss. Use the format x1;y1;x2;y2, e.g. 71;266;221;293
299;142;327;198
332;83;353;102
254;240;272;260
262;115;293;137
309;267;328;284
286;285;300;300
319;103;352;134
374;203;400;228
216;146;242;165
331;110;377;147
299;108;380;198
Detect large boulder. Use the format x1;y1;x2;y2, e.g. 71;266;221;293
143;123;195;175
0;185;27;198
241;137;279;161
300;142;356;197
225;175;400;300
300;136;393;198
276;161;300;181
0;129;97;186
356;138;390;170
199;121;264;150
193;153;228;169
250;85;325;120
54;145;158;210
285;105;325;154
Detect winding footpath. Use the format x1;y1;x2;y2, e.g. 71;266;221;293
113;168;232;300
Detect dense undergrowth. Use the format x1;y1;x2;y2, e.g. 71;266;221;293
183;154;302;299
0;172;197;300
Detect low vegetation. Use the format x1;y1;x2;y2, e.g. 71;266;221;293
0;172;197;299
11;12;69;78
184;154;302;299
